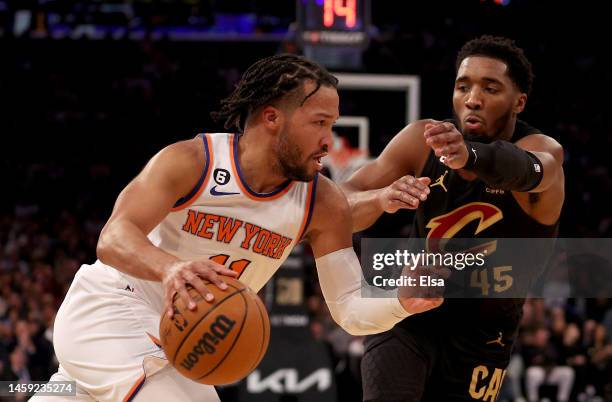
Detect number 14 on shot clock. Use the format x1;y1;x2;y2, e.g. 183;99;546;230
297;0;371;47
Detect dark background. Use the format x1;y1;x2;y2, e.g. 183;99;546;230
0;1;610;401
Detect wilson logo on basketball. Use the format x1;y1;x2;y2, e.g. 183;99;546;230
172;306;188;332
180;314;236;371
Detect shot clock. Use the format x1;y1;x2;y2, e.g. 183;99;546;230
296;0;371;48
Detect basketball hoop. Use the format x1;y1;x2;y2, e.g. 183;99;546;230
323;134;368;182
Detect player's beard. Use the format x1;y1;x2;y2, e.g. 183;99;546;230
275;128;315;182
454;108;514;143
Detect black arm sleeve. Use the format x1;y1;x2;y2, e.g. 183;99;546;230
463;140;544;192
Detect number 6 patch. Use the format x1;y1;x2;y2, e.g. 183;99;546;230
214;168;231;185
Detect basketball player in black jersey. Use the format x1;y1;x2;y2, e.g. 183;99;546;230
342;36;565;401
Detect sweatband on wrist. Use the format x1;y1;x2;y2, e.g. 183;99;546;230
463;140;544;191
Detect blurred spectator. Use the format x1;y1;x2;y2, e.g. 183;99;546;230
523;327;575;402
4;347;31;382
586;323;612;399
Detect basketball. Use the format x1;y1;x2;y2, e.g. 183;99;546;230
159;277;270;385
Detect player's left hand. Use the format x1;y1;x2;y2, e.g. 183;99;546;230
424;121;469;169
397;265;450;314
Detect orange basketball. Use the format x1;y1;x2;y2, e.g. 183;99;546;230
159;277;270;385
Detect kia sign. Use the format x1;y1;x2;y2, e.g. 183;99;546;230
247;368;332;393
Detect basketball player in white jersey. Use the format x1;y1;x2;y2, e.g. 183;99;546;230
30;54;442;402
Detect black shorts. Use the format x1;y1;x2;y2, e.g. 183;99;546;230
361;324;515;402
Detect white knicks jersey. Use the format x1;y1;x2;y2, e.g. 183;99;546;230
112;133;317;313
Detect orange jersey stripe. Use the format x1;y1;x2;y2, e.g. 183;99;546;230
296;177;317;241
147;332;162;348
122;374;146;402
171;134;214;212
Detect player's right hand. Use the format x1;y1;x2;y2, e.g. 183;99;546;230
378;175;431;213
162;260;238;318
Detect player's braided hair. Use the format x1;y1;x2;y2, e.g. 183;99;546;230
456;35;534;96
211;54;338;132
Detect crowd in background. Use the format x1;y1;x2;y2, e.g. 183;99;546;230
1;1;611;401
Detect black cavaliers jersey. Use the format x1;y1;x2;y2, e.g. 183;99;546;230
399;120;559;334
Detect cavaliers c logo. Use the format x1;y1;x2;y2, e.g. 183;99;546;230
426;202;503;253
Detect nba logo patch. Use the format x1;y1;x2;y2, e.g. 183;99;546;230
534;164;541;173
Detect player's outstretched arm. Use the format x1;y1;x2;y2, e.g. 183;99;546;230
305;176;443;336
340;120;432;232
424;121;564;223
96;138;237;317
424;121;563;193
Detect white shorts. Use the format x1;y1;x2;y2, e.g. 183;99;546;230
33;262;219;402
